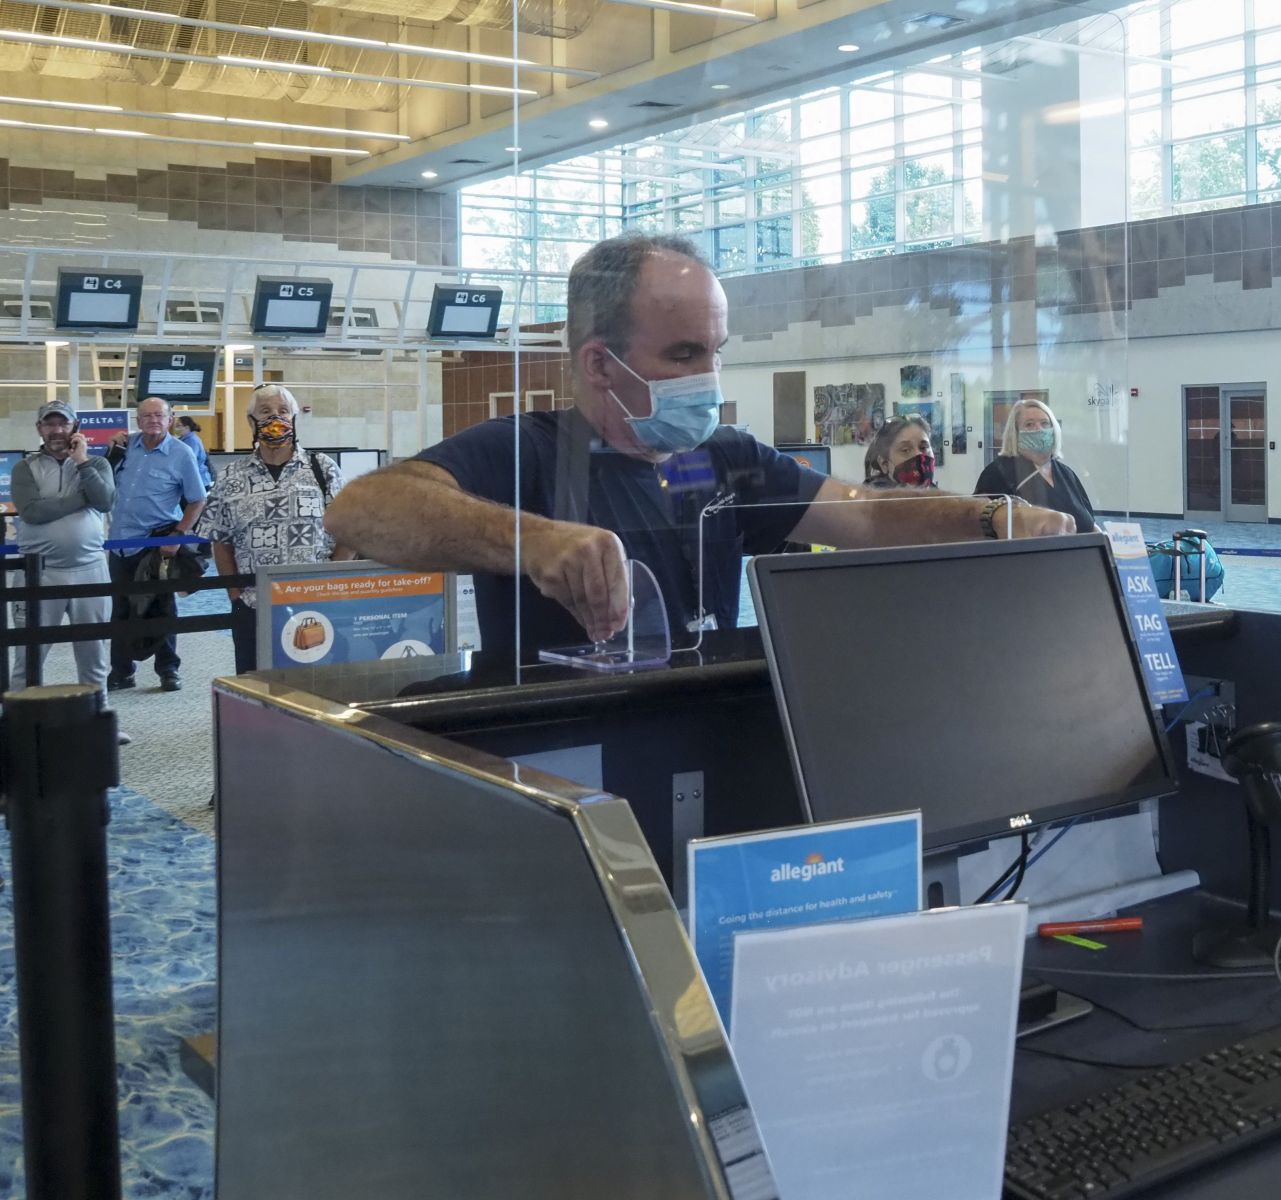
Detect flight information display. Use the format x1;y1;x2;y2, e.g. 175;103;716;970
251;276;333;335
136;349;217;406
55;269;144;331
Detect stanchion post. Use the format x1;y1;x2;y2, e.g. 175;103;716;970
23;551;42;687
1;684;121;1200
0;556;11;695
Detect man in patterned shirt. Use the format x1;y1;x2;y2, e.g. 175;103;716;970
199;384;356;673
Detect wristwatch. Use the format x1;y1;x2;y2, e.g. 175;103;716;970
979;494;1028;539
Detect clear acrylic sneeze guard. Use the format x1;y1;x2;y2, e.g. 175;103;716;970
539;559;672;673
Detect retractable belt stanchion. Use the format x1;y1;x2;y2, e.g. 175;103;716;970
2;683;122;1200
23;551;42;688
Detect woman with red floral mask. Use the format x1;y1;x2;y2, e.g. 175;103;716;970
863;414;937;490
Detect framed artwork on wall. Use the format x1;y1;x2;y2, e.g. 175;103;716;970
950;374;967;455
900;365;932;398
813;383;886;446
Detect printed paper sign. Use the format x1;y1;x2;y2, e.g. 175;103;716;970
1103;522;1188;705
264;570;446;668
730;903;1026;1200
76;409;129;456
688;812;921;1028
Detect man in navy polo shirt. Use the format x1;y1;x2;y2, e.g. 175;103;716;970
106;395;207;692
324;233;1073;661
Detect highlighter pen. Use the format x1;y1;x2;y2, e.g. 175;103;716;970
1037;917;1143;938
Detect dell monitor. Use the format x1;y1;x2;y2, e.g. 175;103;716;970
749;535;1177;853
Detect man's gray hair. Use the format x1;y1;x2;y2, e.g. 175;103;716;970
250;383;299;416
566;232;713;360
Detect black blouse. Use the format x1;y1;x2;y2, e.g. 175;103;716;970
973;455;1097;533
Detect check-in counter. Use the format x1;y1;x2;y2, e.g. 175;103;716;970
214;604;1276;1200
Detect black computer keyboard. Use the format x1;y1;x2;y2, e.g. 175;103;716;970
1006;1024;1281;1199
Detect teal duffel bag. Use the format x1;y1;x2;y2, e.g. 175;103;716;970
1148;530;1225;602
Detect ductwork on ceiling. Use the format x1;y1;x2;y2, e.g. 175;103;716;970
307;0;601;39
0;0;601;108
0;0;607;113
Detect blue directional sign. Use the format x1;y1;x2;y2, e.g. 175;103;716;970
1104;522;1188;706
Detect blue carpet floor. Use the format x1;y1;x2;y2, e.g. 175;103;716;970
0;788;216;1199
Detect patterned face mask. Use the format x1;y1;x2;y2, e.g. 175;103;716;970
252;415;294;447
1018;429;1055;456
892;452;935;487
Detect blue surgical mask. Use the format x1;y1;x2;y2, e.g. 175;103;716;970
606;349;723;454
1018;429;1055;456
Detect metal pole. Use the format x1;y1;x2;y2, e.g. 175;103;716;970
0;556;11;695
23;551;42;687
1;684;121;1200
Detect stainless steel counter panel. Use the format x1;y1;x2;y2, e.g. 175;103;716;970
214;677;774;1200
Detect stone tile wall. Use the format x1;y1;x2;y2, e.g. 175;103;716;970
722;200;1281;350
0;155;455;266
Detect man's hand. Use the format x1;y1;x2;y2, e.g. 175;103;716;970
69;433;90;465
523;521;629;643
108;431;128;448
996;503;1076;539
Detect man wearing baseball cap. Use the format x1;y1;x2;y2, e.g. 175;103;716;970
9;401;126;739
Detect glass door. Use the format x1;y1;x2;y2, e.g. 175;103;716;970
1183;386;1222;518
983;390;1049;465
1225;389;1267;522
1183;385;1267;522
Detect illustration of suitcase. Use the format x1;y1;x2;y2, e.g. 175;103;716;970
293;617;325;650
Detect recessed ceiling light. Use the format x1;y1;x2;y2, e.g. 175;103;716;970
0;93;122;113
838;43;860;52
589;118;609;129
711;83;730;90
421;170;439;179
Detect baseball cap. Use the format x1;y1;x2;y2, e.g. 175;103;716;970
37;400;77;424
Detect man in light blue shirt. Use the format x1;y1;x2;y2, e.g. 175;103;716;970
106;396;207;692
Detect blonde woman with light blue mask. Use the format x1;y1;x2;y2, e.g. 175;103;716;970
973;399;1099;533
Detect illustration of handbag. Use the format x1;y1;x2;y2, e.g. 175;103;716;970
293;617;325;651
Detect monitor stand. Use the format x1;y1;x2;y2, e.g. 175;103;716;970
1017;979;1092;1039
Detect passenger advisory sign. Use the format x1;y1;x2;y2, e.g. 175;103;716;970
257;562;451;668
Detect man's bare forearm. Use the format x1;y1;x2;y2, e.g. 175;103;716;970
324;459;561;574
791;478;1062;546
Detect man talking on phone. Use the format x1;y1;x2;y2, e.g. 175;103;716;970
10;400;120;713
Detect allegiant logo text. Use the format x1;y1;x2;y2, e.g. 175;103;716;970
770;852;846;883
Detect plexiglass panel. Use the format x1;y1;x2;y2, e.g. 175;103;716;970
376;0;1281;666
